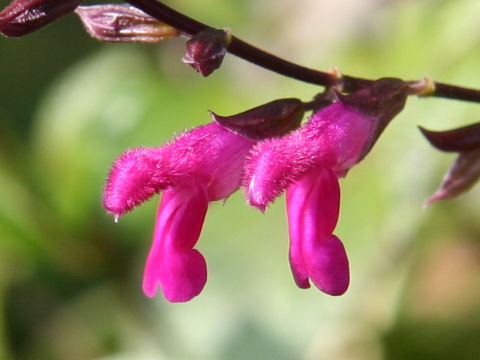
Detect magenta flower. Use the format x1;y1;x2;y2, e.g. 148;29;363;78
245;79;408;295
103;122;254;302
245;102;370;295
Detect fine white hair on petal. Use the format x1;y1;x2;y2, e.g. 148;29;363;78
103;122;255;215
245;102;373;209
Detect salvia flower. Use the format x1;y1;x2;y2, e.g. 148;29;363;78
75;4;180;43
245;78;408;295
103;122;254;302
0;0;80;37
420;124;480;206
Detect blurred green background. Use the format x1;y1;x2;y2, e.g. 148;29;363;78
1;0;480;359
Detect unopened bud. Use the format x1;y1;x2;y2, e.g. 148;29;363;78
339;77;409;159
210;98;304;140
0;0;80;37
419;123;480;152
182;28;231;76
75;4;179;43
425;149;480;207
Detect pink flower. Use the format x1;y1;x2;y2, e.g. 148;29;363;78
103;122;254;302
245;79;408;295
245;102;372;295
103;78;406;301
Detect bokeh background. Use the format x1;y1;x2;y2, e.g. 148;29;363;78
1;0;480;359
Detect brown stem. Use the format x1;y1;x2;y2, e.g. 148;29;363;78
433;82;480;102
227;37;336;86
124;0;480;103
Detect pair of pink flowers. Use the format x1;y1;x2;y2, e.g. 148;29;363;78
103;78;408;302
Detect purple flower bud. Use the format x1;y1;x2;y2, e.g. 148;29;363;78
210;98;304;140
425;149;480;207
182;28;231;76
0;0;80;37
75;4;179;43
419;123;480;152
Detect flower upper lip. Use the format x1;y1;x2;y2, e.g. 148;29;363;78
103;122;254;217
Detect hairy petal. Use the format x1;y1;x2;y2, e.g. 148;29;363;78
103;147;172;216
142;182;208;302
286;168;348;295
246;102;372;209
103;122;254;216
